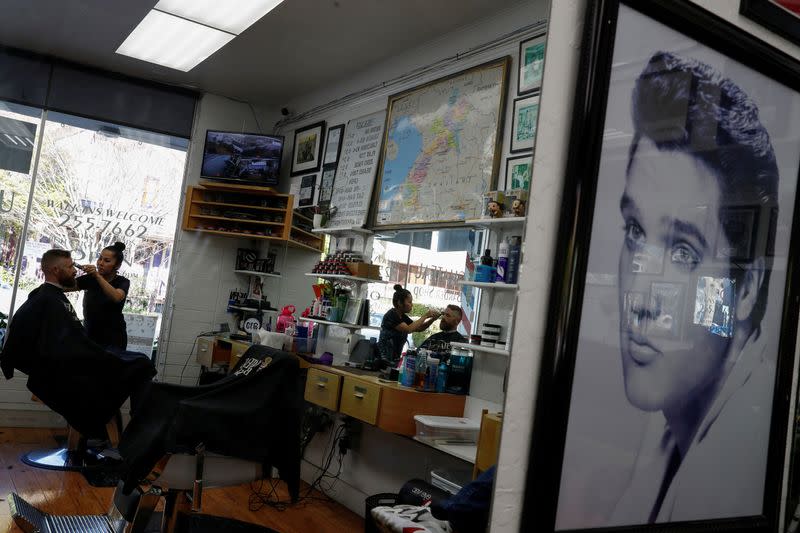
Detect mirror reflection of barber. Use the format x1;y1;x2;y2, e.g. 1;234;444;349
377;284;440;367
69;242;130;351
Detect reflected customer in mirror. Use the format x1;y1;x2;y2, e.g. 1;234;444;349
419;304;466;351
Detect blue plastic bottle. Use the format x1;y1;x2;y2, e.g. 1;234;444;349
436;360;449;392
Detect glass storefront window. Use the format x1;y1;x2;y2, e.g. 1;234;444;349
0;101;41;341
16;113;188;355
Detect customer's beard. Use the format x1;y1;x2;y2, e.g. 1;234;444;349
59;274;77;289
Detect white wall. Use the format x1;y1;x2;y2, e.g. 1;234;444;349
273;0;550;518
492;1;800;532
155;93;314;386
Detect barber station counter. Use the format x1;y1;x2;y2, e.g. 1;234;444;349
203;335;466;437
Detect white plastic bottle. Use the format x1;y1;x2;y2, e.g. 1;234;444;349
496;240;509;283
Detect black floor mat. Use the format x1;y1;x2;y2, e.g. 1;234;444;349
177;513;281;533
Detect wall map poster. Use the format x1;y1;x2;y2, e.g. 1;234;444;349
326;111;386;230
373;57;509;229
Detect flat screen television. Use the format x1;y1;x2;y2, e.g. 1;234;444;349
200;130;284;186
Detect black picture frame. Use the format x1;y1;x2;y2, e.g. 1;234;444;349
714;206;759;262
522;1;800;532
290;121;325;177
741;0;800;46
323;124;345;165
504;154;533;190
298;174;316;207
510;93;540;153
518;34;547;95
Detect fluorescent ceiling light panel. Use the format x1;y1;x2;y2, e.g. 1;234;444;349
116;10;234;72
154;0;284;35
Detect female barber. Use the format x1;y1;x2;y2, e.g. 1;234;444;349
377;284;440;367
76;241;130;350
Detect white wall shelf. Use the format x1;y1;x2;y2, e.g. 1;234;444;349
450;341;510;357
413;436;477;464
305;272;389;284
234;270;281;278
459;280;518;290
464;216;525;228
311;226;373;236
301;316;379;330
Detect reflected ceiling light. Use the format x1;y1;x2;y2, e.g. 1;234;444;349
116;10;234;72
154;0;285;35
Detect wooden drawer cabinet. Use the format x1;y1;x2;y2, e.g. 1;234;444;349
196;337;214;366
304;368;342;411
229;340;251;369
339;376;381;424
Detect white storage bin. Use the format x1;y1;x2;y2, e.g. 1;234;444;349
413;415;480;443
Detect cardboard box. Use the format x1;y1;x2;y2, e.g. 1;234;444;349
347;262;381;280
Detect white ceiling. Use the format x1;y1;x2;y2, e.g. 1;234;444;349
0;0;524;105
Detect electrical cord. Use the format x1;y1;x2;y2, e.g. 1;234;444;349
178;330;224;385
248;422;348;511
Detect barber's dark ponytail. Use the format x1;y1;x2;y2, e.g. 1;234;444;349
392;284;411;308
104;241;126;268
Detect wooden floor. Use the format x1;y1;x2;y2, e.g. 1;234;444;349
0;427;363;533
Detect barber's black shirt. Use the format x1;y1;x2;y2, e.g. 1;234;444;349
77;274;130;350
378;308;412;364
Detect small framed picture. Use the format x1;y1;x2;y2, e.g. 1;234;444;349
505;154;533;190
715;206;758;262
323;124;345;165
299;174;316;207
511;94;540;153
518;35;546;95
343;298;364;325
290;121;325;176
318;163;337;207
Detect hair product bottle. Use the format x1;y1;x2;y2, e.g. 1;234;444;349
506;236;522;284
496;240;509;283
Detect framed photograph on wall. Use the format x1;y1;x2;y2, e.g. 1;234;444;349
323;124;345;165
741;0;800;46
511;94;539;153
318;163;337;207
505;154;533;190
298;174;316;207
518;34;546;95
290;121;325;176
522;2;800;532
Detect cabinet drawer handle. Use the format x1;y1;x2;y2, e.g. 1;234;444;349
316;382;327;389
354;392;365;399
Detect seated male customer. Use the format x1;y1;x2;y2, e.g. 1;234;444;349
419;305;466;350
0;249;155;436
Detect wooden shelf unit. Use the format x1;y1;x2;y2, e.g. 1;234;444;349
182;183;324;252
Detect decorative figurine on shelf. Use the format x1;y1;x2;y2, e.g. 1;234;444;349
512;198;526;217
488;200;503;218
482;191;506;219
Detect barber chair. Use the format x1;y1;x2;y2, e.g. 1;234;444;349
8;345;302;533
22;395;123;471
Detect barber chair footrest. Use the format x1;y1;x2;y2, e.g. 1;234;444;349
8;492;127;533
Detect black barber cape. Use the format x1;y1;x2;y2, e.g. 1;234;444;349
119;345;303;501
0;283;155;435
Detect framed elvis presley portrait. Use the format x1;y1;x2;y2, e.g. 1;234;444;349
522;1;800;532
